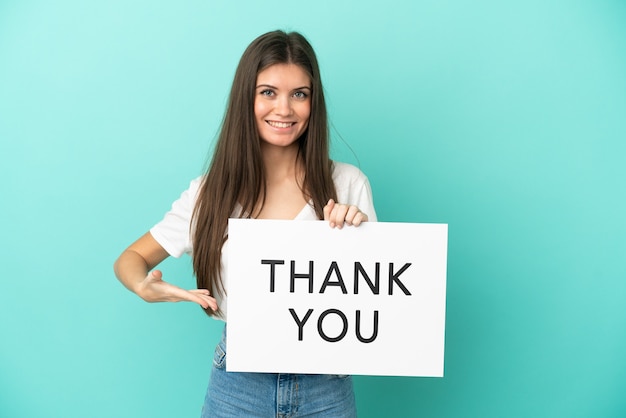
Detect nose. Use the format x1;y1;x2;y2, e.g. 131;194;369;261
274;95;293;116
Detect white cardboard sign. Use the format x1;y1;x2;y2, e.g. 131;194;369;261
226;219;448;377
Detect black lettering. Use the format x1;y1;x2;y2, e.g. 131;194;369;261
355;310;379;343
289;308;314;341
290;260;314;293
354;262;380;295
317;309;348;342
389;262;412;295
261;259;285;292
319;261;348;294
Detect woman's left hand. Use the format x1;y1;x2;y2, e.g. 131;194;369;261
323;199;368;229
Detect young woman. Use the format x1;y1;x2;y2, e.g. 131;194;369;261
114;30;376;417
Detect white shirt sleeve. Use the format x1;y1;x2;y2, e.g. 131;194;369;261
333;162;378;222
149;177;203;258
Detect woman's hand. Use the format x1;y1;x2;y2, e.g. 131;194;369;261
323;199;369;229
135;270;218;311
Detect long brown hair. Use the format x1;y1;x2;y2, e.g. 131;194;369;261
192;30;337;315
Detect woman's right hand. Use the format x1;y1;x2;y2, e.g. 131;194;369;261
136;269;218;311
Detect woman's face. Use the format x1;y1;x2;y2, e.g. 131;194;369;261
254;63;311;149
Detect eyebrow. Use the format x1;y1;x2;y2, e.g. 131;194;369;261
256;84;311;90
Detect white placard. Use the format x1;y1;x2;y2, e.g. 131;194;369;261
227;219;448;377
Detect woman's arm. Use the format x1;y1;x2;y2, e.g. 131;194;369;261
113;232;217;310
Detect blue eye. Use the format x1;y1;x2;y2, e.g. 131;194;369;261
293;91;308;99
260;89;274;96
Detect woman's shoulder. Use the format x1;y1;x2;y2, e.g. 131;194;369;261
331;161;369;183
168;175;205;207
173;175;204;196
187;175;205;191
331;161;376;216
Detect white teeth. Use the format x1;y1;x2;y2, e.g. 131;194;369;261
267;121;294;128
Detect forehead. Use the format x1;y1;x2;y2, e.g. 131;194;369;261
256;63;311;87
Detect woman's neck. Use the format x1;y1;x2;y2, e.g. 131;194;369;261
261;142;302;181
254;142;308;219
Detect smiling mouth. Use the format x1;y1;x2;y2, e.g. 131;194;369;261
266;120;296;128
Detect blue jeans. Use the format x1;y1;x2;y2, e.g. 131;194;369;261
201;326;357;417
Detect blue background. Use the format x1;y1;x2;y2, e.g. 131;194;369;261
1;1;625;416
